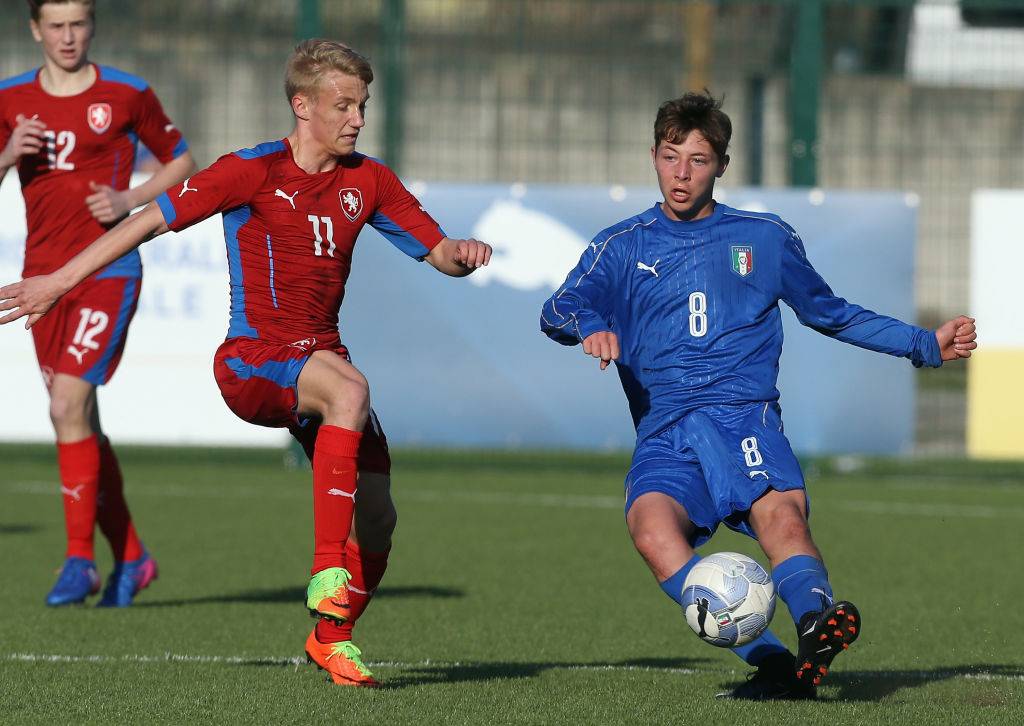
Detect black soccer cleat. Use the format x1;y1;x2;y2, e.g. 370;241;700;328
795;600;860;687
718;652;816;701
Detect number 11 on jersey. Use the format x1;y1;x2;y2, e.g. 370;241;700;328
307;214;336;257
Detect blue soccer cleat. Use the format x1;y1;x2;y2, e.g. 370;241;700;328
45;557;101;606
97;550;159;607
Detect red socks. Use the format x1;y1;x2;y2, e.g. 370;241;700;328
316;541;390;643
311;425;362;575
57;435;101;560
96;439;143;562
57;436;144;562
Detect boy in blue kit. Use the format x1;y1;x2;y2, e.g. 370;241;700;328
540;91;977;700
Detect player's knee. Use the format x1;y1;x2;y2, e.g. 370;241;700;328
763;508;812;550
323;373;370;423
48;394;88;429
630;525;675;563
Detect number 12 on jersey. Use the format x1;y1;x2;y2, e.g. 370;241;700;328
307;214;336;257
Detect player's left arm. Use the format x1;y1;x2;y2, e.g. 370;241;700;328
934;315;977;361
85;85;197;224
780;231;976;367
369;162;490;276
424;237;492;277
86;152;196;224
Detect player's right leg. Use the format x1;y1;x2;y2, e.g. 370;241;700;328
293;410;392;687
304;475;392;688
625;433;801;700
42;371;103;605
294;350;371;625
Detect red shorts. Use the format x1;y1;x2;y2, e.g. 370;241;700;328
213;336;390;474
31;274;141;388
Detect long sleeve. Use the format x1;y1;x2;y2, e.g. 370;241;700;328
540;234;620;346
780;232;941;368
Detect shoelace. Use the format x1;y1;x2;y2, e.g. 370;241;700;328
328;642;373;676
55;562;93;588
311;567;352;596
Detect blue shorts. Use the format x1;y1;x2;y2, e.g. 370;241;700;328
625;402;807;548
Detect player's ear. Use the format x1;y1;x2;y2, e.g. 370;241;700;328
291;93;312;122
716;153;730;178
29;19;43;43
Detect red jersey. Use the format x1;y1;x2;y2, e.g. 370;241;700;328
0;63;187;277
156;139;444;344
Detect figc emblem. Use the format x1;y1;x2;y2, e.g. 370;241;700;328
730;245;754;278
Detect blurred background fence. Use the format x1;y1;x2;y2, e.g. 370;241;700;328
2;0;1022;454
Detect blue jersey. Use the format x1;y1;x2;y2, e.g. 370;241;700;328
540;202;941;442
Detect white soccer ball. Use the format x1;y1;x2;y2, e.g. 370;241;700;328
681;552;775;648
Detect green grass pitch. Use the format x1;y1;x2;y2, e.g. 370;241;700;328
2;444;1023;724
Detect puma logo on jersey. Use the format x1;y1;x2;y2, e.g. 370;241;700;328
327;488;356;500
178;178;198;197
748;470;769;479
164;123;176;133
66;345;86;365
288;337;317;350
589;241;601;253
275;188;299;209
61;484;85;502
637;259;660;277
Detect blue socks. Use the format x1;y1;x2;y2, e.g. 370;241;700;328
660;555;789;666
659;554;700;603
771;554;834;626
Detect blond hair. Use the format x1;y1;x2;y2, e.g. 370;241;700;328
285;39;373;102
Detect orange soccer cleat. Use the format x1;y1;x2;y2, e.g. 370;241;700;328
305;567;352;623
304;629;379;687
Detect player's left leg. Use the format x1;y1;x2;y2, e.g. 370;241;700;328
749;490;860;687
90;404;157;607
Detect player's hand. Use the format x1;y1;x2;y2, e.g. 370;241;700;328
0;114;47;166
935;315;977;361
0;275;64;329
583;331;619;370
86;181;133;224
453;238;492;270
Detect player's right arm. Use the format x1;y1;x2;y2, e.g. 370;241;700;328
0;150;266;328
0;113;47;181
0;203;166;327
540;232;621;369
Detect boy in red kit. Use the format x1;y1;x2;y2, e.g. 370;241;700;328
0;0;195;607
1;39;491;687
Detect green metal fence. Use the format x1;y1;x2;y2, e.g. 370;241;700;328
4;0;1021;452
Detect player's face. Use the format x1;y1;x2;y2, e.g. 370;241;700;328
652;131;728;222
309;71;368;157
30;2;94;72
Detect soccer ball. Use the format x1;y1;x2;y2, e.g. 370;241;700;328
681;552;775;648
